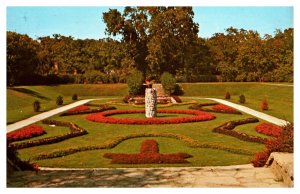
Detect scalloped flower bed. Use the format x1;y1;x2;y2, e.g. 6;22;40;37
7;125;46;143
86;109;215;125
212;104;240;114
103;139;192;164
255;123;282;137
67;105;90;113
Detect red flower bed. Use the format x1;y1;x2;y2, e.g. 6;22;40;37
68;105;90;113
7;125;45;142
86;109;215;125
103;139;192;164
255;123;282;137
212;104;240;114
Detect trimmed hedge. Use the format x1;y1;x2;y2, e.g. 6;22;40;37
103;139;192;164
7;125;46;143
212;118;266;144
67;105;90;113
189;103;242;115
8;120;88;149
85;109;216;125
31;132;254;161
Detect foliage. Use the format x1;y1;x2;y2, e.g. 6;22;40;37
172;84;184;95
252;123;293;167
7;125;46;143
261;99;269;110
255;123;282;137
56;95;64;106
7;146;39;171
60;105;116;116
212;118;266;144
225;92;231;99
33;100;41;112
68;105;90;113
239;94;246;104
103;139;192;164
127;70;144;95
160;72;177;95
212;104;240;114
72;94;78;100
86;109;215;124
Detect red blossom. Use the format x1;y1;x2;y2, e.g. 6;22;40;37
255;123;282;137
7;125;46;142
86;109;215;125
103;139;192;164
68;105;90;113
212;104;240;114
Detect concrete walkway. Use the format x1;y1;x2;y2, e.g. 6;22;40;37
7;99;95;133
186;97;289;126
7;164;286;187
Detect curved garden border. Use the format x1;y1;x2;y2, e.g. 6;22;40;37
189;103;242;115
85;109;215;125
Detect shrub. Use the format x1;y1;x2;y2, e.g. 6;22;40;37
127;70;144;95
172;84;184;95
171;96;182;103
160;72;176;95
72;94;78;101
56;96;63;106
239;94;246;104
33;100;41;112
225;92;231;99
251;123;293;167
261;99;269;110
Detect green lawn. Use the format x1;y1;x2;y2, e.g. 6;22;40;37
7;83;293;124
15;99;269;168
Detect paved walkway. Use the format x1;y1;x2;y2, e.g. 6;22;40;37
186;97;289;126
7;99;96;133
7;164;286;188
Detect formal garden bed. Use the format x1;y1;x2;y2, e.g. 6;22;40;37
7;98;292;169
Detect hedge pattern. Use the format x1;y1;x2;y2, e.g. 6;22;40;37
85;109;216;125
67;105;90;113
212;118;266;144
103;139;192;164
60;104;116;116
31;132;254;161
7;125;46;143
189;103;242;115
8;120;88;149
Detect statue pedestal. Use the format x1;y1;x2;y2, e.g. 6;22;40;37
145;88;157;118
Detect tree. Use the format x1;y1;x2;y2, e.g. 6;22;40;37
7;32;40;86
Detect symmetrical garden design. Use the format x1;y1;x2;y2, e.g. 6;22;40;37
7;100;289;168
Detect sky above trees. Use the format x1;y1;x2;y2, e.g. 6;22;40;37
7;6;293;40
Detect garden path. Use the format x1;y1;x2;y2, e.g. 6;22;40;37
186;97;289;126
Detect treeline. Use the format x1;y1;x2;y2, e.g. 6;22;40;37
7;7;293;86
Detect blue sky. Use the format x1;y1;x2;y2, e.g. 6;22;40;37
7;6;293;39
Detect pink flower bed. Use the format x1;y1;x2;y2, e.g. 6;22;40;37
103;139;192;164
86;109;215;125
68;105;90;113
7;125;46;142
255;123;282;137
212;104;240;114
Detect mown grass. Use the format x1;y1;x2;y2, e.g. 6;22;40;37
7;83;293;124
16;99;267;168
